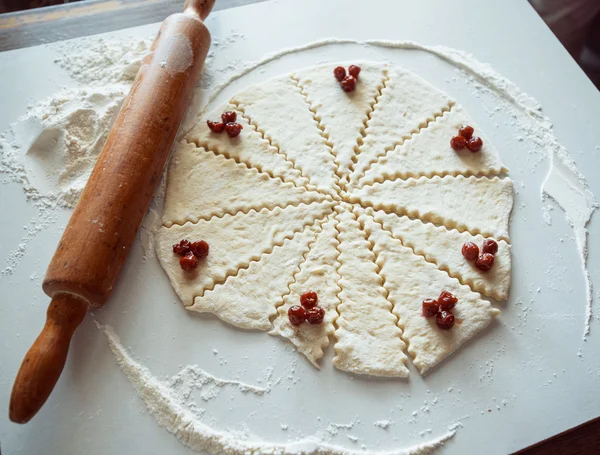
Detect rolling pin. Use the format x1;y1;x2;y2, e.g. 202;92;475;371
9;0;215;424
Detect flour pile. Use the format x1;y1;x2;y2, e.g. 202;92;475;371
0;36;151;209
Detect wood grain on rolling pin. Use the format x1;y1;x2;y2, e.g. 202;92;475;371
43;11;211;306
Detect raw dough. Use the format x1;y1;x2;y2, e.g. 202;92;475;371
349;175;514;241
360;213;500;374
162;142;325;226
294;63;387;182
269;213;341;366
157;62;513;376
332;205;409;377
347;67;454;188
370;208;511;301
359;104;509;185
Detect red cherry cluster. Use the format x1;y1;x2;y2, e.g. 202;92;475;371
422;290;458;330
333;65;361;92
450;125;483;152
173;239;209;271
462;239;498;272
207;111;243;137
288;291;325;326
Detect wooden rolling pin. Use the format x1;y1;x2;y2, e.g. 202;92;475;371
9;0;215;424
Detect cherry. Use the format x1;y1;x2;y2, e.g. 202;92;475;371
482;239;498;255
422;299;440;317
225;122;243;137
462;241;479;261
300;291;318;309
191;240;209;259
306;307;325;324
333;66;346;81
221;111;237;124
467;136;483;152
340;75;357;92
436;310;455;330
207;120;226;133
288;305;307;326
458;125;474;140
173;239;192;256
451;135;467;150
180;252;199;271
348;65;361;79
438;290;458;311
475;253;495;271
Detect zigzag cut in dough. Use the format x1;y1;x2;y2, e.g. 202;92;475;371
370;209;511;301
349;175;514;241
332;205;409;377
186;103;309;189
232;78;338;195
294;62;387;182
162;143;326;226
156;201;334;306
348;68;455;188
189;220;322;331
270;213;341;366
360;104;508;185
360;213;500;374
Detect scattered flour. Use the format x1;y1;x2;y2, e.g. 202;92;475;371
374;420;392;429
100;322;458;455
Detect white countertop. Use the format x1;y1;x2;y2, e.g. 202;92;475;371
1;0;600;454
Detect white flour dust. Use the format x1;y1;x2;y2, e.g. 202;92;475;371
100;322;458;455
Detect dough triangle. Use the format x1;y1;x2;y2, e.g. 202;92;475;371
270;213;341;366
189;220;322;331
349;175;514;241
156;200;334;307
360;105;508;185
186;103;308;188
162;143;326;226
359;213;500;374
348;68;454;187
332;205;409;377
370;209;511;301
294;63;387;181
231;78;338;195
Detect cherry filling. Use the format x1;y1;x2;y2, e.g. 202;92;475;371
191;240;209;259
300;291;318;309
173;239;192;256
461;241;479;261
288;305;307;326
422;299;440;317
475;253;495;272
333;66;346;81
438;290;458;311
334;65;361;92
450;135;467;150
221;111;237;123
180;252;199;272
436;310;455;330
451;124;483;152
174;238;209;271
225;122;243;137
482;239;498;255
340;75;357;92
306;307;325;324
458;125;474;140
348;65;361;79
207;120;225;133
466;136;483;152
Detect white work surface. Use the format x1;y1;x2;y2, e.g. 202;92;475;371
2;0;600;453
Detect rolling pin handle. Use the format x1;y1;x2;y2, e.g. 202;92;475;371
9;293;89;424
184;0;215;20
